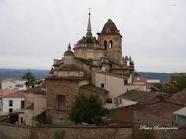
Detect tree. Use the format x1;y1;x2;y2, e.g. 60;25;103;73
175;76;186;91
151;76;186;94
22;72;36;88
69;94;107;125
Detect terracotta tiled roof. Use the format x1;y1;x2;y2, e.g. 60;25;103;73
139;102;182;120
80;84;109;95
0;89;18;97
119;90;160;104
167;89;186;106
1;79;16;83
3;91;25;98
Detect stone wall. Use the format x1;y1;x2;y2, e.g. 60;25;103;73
74;47;105;60
0;123;30;139
97;34;122;64
46;79;80;120
0;123;185;139
134;111;176;126
36;126;132;139
25;93;46;126
0;123;132;139
133;124;186;139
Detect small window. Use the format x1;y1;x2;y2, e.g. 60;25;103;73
106;98;112;103
21;101;25;109
101;83;104;88
110;64;112;68
172;121;174;125
109;40;113;48
104;41;107;50
56;95;66;111
9;100;13;107
107;29;110;34
20;117;23;123
9;108;13;113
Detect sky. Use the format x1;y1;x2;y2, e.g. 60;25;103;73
0;0;186;73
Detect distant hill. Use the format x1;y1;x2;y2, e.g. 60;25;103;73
0;68;171;81
138;72;171;81
0;68;49;80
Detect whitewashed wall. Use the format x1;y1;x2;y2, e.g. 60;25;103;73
94;72;146;98
2;97;24;113
1;81;16;90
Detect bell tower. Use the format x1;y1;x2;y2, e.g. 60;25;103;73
97;19;122;64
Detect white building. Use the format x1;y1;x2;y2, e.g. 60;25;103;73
0;79;26;91
15;80;27;90
174;107;186;125
0;89;18;111
1;79;16;90
146;79;161;91
2;91;25;113
103;98;137;110
93;72;146;99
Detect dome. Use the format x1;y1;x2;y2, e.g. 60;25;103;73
101;19;120;35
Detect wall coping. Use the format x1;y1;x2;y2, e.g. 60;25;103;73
0;122;132;129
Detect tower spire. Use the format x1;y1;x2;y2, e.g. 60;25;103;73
86;8;92;37
68;43;71;51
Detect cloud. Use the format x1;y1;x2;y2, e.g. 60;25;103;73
0;0;186;72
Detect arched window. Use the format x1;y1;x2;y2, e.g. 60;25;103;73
107;29;110;34
104;40;107;49
109;40;113;48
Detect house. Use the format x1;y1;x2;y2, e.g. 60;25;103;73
108;90;160;123
0;79;27;91
15;80;27;90
134;102;182;126
0;89;18;112
133;76;147;86
0;91;25;124
93;72;146;100
174;107;186;125
146;79;161;91
0;79;16;90
2;91;25;113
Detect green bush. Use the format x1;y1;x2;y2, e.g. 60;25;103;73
69;94;108;125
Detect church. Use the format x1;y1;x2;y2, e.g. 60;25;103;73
46;12;144;121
